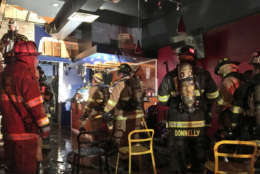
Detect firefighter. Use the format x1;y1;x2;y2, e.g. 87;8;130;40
158;45;220;173
37;66;54;117
231;51;260;140
0;40;50;174
214;58;243;140
36;66;53;149
102;64;145;146
79;72;110;140
0;19;28;65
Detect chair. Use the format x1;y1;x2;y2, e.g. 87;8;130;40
71;130;112;174
204;140;257;174
115;129;157;174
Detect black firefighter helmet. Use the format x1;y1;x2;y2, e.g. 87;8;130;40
250;51;260;67
178;45;197;62
118;63;132;76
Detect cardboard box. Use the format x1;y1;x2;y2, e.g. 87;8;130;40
63;41;79;58
43;40;53;56
53;41;61;57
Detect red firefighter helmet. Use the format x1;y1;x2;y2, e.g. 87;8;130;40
13;40;41;57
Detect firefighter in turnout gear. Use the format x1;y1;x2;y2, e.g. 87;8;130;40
103;63;145;146
37;66;53;116
79;72;110;140
214;58;243;140
231;51;260;140
158;45;220;173
0;40;50;174
0;19;28;65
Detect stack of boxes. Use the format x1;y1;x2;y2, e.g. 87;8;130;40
41;37;79;58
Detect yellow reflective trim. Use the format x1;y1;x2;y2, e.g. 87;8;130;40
26;96;43;108
136;109;144;113
206;90;219;99
121;97;130;101
115;114;144;121
7;133;38;141
201;89;205;94
37;116;50;127
231;123;237;127
158;95;169;102
96;99;103;103
104;107;110;113
88;98;94;102
232;106;243;114
195;89;200;96
107;99;117;107
170;90;177;97
217;97;224;105
1;94;23;103
167;120;206;128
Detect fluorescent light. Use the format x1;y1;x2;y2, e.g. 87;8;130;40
68;12;99;23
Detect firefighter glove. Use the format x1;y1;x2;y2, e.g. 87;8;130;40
102;112;113;122
79;127;86;133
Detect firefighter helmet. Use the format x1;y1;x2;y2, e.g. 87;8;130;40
8;19;16;26
93;72;103;83
178;45;197;62
13;40;41;56
118;63;132;75
250;51;260;65
214;57;240;78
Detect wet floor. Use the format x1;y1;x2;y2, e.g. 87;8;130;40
0;123;259;174
40;123;158;174
41;124;73;174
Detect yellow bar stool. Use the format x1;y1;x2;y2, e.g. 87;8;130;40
115;129;157;174
204;140;257;174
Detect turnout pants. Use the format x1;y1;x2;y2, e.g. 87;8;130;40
4;133;42;174
167;136;209;173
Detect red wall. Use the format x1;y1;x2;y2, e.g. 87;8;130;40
158;13;260;84
157;46;178;85
157;13;260;135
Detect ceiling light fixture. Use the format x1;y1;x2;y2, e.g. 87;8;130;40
68;12;99;23
52;3;60;7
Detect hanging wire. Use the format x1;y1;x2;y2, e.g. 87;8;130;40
138;0;140;29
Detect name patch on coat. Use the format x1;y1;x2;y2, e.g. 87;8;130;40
174;129;200;136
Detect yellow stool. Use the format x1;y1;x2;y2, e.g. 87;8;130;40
115;129;157;174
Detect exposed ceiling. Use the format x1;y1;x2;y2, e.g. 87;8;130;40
6;0;177;26
4;0;260;57
6;0;65;18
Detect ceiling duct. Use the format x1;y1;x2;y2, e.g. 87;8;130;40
47;0;105;40
49;0;88;32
